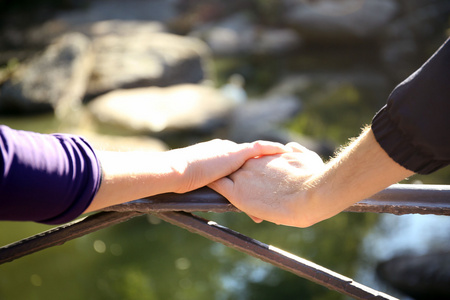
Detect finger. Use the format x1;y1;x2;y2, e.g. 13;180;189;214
245;141;290;157
208;177;235;199
286;142;309;153
248;215;263;223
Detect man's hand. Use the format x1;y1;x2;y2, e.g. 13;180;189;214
209;142;325;227
210;128;415;228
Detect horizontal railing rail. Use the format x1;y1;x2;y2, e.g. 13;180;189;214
1;184;449;299
104;184;450;216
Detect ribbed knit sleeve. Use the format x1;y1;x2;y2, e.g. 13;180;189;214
0;125;102;224
372;38;450;174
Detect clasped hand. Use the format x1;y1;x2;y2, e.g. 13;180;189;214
209;143;325;228
91;139;325;225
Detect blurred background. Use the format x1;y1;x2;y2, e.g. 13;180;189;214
0;0;449;299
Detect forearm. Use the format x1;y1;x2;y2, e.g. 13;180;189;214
85;151;182;213
302;127;415;225
0;126;102;224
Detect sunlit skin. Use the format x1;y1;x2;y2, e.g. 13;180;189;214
87;128;414;227
85;139;290;213
209;128;415;228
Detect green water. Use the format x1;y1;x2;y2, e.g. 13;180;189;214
0;213;379;300
1;43;449;300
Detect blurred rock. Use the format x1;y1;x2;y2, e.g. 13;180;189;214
268;70;389;103
377;251;450;300
57;0;176;25
225;94;334;156
86;32;211;98
88;84;235;134
190;12;301;56
0;32;93;115
220;74;247;105
283;0;398;42
169;0;254;34
1;0;175;51
227;95;300;142
257;28;301;55
379;1;450;81
86;20;166;38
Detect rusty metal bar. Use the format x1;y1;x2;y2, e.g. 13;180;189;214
104;187;237;213
1;183;448;298
348;184;450;215
155;211;398;300
2;183;449;265
0;211;143;265
105;184;450;216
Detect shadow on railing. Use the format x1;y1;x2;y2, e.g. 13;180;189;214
1;184;449;300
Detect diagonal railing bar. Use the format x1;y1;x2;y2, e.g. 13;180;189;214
155;211;398;300
0;211;143;265
104;184;450;216
2;184;449;265
1;183;448;297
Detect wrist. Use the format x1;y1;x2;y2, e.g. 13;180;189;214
295;128;414;227
292;172;330;227
166;148;198;193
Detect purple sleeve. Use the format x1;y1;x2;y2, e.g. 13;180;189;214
0;125;102;224
372;38;450;174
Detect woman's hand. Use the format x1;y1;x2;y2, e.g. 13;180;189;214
169;139;291;193
85;139;289;213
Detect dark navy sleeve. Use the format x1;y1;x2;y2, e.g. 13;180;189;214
0;125;102;224
372;38;450;174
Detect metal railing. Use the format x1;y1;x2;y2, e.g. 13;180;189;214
1;184;449;299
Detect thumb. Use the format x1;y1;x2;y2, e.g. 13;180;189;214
210;179;264;224
208;177;235;200
210;178;266;224
286;142;309;153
